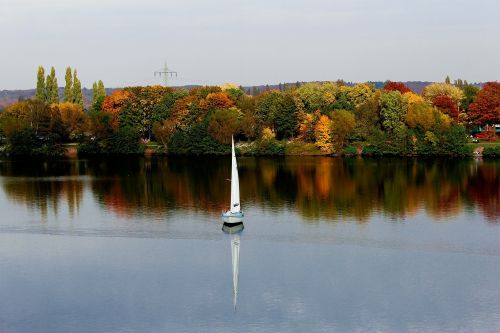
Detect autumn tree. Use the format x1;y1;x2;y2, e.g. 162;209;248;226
200;92;234;112
406;101;437;131
152;119;177;148
36;66;46;103
118;85;171;140
432;95;458;120
347;83;374;109
52;102;88;139
152;89;189;123
379;91;406;132
353;93;380;140
383;81;411;94
331;110;355;151
314;115;333;153
297;110;319;142
64;67;73;102
468;82;500;126
422;83;464;105
102;90;132;129
207;107;241;144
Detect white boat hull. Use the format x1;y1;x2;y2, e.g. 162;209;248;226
222;211;244;224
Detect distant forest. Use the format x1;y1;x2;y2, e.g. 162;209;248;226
0;81;483;110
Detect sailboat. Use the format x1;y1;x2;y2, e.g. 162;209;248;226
222;136;244;225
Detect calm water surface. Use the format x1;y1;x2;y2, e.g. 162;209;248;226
0;157;499;333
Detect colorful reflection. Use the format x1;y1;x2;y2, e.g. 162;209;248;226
0;157;498;222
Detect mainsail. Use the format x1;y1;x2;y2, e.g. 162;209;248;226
230;136;240;213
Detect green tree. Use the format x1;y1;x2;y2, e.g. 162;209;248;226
445;75;451;84
461;84;480;112
379;91;406;132
72;69;83;108
91;80;106;112
207;107;241;144
64;67;73;102
353;93;380;140
331;110;355;152
36;66;46;103
46;67;59;104
273;93;298;139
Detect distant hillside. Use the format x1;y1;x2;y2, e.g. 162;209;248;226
0;81;482;110
0;87;119;109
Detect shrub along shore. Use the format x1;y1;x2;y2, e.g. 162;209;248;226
1;68;499;157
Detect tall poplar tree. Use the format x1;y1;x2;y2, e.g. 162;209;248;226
64;67;73;102
36;66;46;102
92;81;98;106
47;67;59;104
72;69;83;108
45;72;54;103
91;80;106;111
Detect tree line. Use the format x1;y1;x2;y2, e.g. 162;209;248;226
0;69;499;156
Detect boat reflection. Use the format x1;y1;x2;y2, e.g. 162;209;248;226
222;222;243;310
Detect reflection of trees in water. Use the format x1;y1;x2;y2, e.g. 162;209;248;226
0;157;498;222
0;159;84;219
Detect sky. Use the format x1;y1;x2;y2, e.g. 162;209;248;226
0;0;499;89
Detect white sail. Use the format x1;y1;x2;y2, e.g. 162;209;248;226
231;233;240;310
230;136;241;213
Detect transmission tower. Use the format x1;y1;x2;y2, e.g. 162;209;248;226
154;61;178;86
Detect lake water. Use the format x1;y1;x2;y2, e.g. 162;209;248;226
0;156;499;333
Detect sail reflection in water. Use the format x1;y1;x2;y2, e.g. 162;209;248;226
0;157;499;223
222;222;244;310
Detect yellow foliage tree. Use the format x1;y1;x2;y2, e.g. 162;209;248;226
314;115;333;153
348;83;375;108
53;102;89;138
422;83;464;104
406;101;435;130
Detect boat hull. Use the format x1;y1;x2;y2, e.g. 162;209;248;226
222;211;244;224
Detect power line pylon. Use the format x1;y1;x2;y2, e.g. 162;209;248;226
154;61;178;86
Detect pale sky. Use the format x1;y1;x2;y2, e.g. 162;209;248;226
1;0;499;89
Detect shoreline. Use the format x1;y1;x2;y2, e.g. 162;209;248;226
0;143;499;158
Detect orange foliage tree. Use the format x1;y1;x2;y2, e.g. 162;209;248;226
52;102;89;139
314;115;333;153
102;90;132;128
200;92;234;112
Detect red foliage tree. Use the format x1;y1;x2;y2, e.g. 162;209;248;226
383;81;411;94
433;95;458;120
468;82;500;126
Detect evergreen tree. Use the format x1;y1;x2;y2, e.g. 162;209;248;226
64;67;73;102
72;69;83;108
445;75;451;84
36;66;46;102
